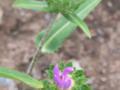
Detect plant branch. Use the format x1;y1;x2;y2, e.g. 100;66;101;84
26;14;61;75
26;42;43;74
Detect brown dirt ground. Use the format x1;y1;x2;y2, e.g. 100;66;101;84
0;0;120;90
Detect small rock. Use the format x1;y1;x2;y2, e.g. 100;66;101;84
0;78;18;90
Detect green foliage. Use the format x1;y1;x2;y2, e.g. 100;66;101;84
47;0;84;13
0;67;43;89
72;70;90;90
47;61;73;80
14;0;49;12
40;80;56;90
35;30;46;46
0;62;91;90
73;84;91;90
64;13;91;38
41;0;101;53
47;64;54;79
59;61;73;70
80;85;92;90
10;0;101;89
46;62;91;90
14;0;101;53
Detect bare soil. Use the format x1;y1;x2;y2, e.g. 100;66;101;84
0;0;120;90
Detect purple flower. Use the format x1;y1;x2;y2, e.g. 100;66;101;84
53;65;74;89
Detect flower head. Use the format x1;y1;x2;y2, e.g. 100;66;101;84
53;65;74;89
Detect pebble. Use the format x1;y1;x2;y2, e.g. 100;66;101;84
0;78;18;90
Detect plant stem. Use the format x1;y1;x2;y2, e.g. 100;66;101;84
26;42;43;74
26;14;61;75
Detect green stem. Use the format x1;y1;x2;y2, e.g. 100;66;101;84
26;14;61;75
26;43;43;74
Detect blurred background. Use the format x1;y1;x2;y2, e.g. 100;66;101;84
0;0;120;90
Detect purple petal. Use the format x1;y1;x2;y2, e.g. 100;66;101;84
54;75;64;88
54;75;61;86
63;77;72;89
53;65;74;89
53;65;61;76
53;65;63;88
63;67;74;76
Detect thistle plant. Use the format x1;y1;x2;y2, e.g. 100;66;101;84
0;0;101;90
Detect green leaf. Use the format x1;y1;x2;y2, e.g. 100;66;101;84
42;80;57;90
72;70;84;79
65;62;73;67
35;30;46;46
14;0;49;12
41;0;101;53
80;85;92;90
47;0;85;13
47;64;54;79
0;67;43;89
64;13;91;38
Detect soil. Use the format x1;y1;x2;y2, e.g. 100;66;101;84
0;0;120;90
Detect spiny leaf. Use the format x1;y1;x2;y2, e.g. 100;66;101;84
0;67;43;89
